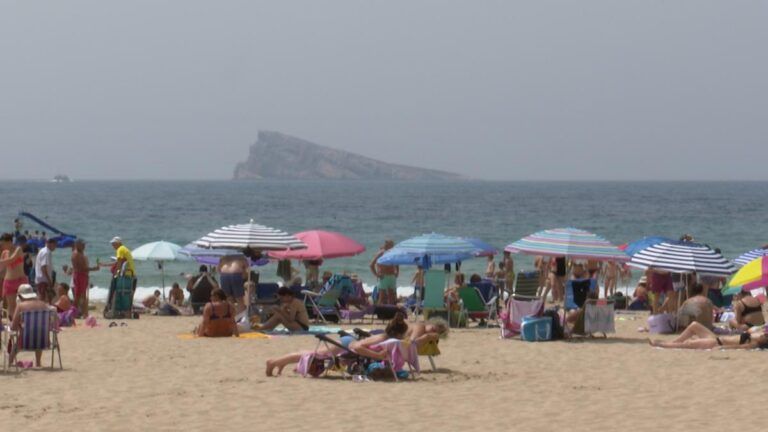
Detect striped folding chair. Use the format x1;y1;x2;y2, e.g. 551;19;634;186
10;309;62;370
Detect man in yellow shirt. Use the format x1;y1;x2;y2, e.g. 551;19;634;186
110;237;135;277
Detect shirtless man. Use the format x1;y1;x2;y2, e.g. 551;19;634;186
218;254;249;314
369;240;399;305
142;290;161;309
71;240;99;317
254;287;310;332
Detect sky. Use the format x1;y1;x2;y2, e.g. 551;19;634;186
1;1;766;180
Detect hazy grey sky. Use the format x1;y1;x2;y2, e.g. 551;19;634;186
2;1;766;180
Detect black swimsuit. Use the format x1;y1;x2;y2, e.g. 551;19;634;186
209;303;232;320
741;300;762;316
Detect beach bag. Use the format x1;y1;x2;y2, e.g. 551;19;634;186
542;308;564;340
608;293;627;310
648;313;675;334
521;315;552;342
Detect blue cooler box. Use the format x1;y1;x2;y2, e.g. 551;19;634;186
521;316;552;342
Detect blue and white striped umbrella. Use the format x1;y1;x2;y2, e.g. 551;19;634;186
629;241;736;276
194;220;306;251
377;233;479;267
733;248;768;268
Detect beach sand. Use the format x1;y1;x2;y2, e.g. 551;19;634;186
2;311;763;432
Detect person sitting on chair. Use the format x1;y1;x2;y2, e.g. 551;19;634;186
254;287;310;332
11;284;58;367
195;288;238;337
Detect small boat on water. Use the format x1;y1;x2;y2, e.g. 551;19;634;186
51;174;72;183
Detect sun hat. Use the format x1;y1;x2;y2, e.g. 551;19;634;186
18;284;37;300
638;276;647;285
110;236;122;244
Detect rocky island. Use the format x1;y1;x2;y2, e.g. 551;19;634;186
233;131;464;181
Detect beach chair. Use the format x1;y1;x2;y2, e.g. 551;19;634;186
252;283;280;305
339;281;373;324
513;271;540;298
571;299;616;338
9;309;62;370
500;295;544;339
301;334;418;381
302;275;348;323
104;275;135;319
457;286;498;327
565;278;598;311
422;270;448;322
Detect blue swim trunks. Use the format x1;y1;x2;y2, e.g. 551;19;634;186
220;273;245;298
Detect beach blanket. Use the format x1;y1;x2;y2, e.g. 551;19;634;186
176;332;271;340
264;325;341;335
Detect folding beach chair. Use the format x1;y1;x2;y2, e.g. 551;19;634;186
422;270;448;322
9;309;62;370
339;280;373;324
457;286;498;327
571;299;615;338
565;278;598;311
302;275;348;323
513;271;541;298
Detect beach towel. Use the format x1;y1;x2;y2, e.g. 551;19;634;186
501;297;544;338
263;325;341;335
584;301;615;334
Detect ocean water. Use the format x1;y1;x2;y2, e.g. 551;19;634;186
2;180;767;301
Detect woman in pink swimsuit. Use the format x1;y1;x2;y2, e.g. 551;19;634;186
0;232;28;318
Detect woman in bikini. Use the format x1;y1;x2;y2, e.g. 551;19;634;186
405;317;449;346
195;288;239;337
649;321;768;350
728;290;765;331
0;232;29;318
265;313;409;376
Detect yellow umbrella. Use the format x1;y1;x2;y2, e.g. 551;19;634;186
728;256;768;291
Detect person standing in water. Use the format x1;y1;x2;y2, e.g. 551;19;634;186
369;240;399;305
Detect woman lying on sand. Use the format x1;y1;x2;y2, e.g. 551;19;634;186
649;321;768;350
265;313;409;376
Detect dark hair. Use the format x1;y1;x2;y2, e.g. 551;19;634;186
690;283;704;296
277;287;294;297
58;282;70;293
16;235;27;244
199;265;208;273
469;274;482;284
0;233;13;242
46;238;57;244
384;312;408;338
211;288;227;301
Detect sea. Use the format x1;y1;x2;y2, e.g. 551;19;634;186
2;180;767;302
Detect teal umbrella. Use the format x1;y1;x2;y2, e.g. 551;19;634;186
132;241;190;299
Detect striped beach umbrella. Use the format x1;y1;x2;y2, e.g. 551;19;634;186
628;241;736;276
194;220;306;251
733;248;768;268
504;227;629;261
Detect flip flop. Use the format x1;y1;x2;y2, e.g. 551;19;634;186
109;322;118;328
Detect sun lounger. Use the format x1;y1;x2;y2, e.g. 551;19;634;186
9;309;62;370
457;286;498;326
422;270;448;322
513;271;540;298
571;299;616;338
500;295;544;339
303;275;349;323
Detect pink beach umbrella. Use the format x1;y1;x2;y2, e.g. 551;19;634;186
268;230;366;260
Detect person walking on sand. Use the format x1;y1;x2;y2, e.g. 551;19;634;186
218;254;249;314
70;240;99;318
369;240;399;305
1;233;29;318
34;238;58;303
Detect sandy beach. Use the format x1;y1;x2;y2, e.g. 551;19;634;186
3;310;764;432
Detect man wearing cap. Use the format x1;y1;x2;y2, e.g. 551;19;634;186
11;284;57;367
110;237;135;277
71;239;100;318
34;238;57;302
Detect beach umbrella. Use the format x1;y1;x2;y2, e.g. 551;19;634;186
194;219;306;251
733;248;768;268
179;243;269;267
377;233;479;268
628;241;736;276
461;238;498;257
727;256;768;291
131;241;191;298
268;230;366;260
505;228;629;261
619;236;674;257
